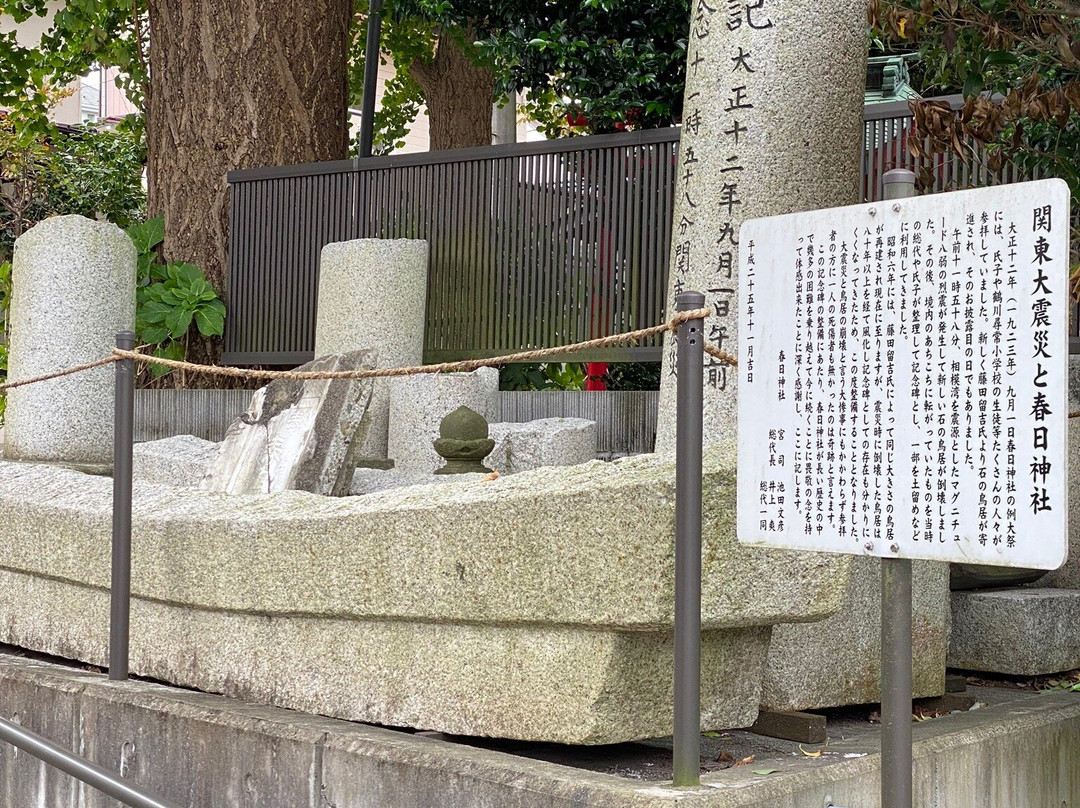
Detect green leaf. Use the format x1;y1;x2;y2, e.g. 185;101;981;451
140;301;171;323
149;340;183;378
168;308;193;339
138;324;169;345
983;51;1018;68
962;71;984;98
125;217;164;255
168;261;204;286
194;304;225;337
752;769;778;776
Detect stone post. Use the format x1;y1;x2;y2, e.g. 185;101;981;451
387;368;499;473
315;238;428;461
4;216;136;464
654;0;868;449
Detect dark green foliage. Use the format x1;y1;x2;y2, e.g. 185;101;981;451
0;119;146;261
499;362;586;390
602;361;660;391
868;0;1080;288
128;217;225;379
350;0;689;149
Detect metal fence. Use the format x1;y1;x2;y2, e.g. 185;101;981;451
225;130;677;365
863;95;1034;199
226;98;1057;366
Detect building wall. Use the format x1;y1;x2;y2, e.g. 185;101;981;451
1;4;137;127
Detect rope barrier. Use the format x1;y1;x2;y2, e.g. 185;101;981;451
0;307;733;392
1;313;1075;421
0;355;120;391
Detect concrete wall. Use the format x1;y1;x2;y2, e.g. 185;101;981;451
0;652;1077;808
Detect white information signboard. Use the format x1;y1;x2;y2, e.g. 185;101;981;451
737;179;1069;569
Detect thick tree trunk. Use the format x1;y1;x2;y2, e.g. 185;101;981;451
409;32;495;151
145;0;350;367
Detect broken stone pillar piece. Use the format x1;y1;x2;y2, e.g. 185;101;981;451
315;239;428;461
201;351;375;495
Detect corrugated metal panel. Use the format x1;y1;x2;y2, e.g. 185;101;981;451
226;100;1070;366
133;389;661;456
497;391;659;456
226;131;680;366
134;390;252;443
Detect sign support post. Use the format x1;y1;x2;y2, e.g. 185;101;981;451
735;172;1069;808
879;169;917;808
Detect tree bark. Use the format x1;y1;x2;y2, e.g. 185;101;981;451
145;0;350;367
409;32;495;151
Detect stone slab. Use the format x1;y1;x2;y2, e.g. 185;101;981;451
0;446;845;630
2;652;1079;808
487;418;596;475
761;556;948;711
4;215;136;464
748;709;826;745
0;571;768;743
201;350;375;496
949;587;1080;676
0;446;848;742
387;368;499;473
349;468;483;496
132;435;218;487
315;238;428;460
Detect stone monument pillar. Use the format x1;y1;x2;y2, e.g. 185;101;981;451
4;216;136;464
315;238;428;461
654;0;869;449
652;2;948;713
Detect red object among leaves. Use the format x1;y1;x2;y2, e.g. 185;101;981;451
585;362;608;391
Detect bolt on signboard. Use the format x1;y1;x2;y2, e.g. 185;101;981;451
736;175;1070;808
737;178;1069;570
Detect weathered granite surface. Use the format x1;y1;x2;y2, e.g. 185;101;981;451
349;468;483;496
201;351;375;496
133;435;218;487
949;588;1080;676
487;418;596;475
315;239;428;460
387;368;499;473
4;215;136;464
654;0;868;449
0;569;769;743
762;557;948;711
0;446;848;742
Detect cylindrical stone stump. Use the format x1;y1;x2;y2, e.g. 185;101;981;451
4;216;136;464
387;368;499;473
315;238;428;461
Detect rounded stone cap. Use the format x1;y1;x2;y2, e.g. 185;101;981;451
439;405;489;440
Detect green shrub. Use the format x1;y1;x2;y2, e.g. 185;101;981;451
128;218;224;379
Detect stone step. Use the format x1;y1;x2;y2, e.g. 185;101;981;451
949;587;1080;676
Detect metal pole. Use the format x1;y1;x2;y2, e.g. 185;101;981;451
880;557;913;808
0;715;180;808
880;168;916;808
358;0;384;159
110;331;135;681
673;290;705;788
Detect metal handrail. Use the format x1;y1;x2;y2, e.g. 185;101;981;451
0;715;179;808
